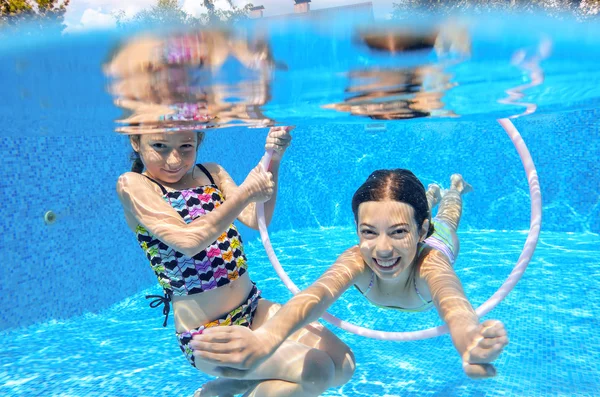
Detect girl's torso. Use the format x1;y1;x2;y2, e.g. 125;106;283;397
353;245;436;312
123;163;254;332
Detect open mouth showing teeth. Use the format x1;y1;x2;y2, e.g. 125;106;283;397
374;258;401;269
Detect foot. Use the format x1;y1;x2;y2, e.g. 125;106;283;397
195;378;259;397
450;174;473;194
426;183;443;207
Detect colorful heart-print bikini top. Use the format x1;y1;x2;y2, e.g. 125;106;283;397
135;164;248;326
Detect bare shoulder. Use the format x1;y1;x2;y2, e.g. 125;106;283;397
116;172;145;196
201;162;223;176
416;245;454;287
199;162;238;192
334;246;368;281
115;171;161;207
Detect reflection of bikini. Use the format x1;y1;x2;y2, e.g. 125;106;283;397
135;164;261;367
355;218;457;312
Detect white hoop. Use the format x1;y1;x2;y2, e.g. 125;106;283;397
256;117;541;341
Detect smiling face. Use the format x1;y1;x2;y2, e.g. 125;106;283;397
357;200;428;280
131;132;199;184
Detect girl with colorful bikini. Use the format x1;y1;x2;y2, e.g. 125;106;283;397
191;169;510;390
112;32;356;397
116;129;356;397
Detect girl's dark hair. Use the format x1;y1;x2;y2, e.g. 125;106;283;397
352;169;435;287
130;131;205;173
351;169;434;239
130;150;145;173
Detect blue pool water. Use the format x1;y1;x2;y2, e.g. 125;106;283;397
1;229;599;396
1;11;600;397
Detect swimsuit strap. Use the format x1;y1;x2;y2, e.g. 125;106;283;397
414;277;430;305
195;163;216;185
145;292;172;327
143;175;168;195
364;270;375;295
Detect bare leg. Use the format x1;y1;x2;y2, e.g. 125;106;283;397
435;174;472;231
195;300;355;397
426;183;442;212
242;380;314;397
197;378;259;397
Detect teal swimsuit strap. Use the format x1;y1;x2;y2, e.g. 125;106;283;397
414;279;430;305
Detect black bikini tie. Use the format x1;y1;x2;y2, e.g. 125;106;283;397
145;292;172;327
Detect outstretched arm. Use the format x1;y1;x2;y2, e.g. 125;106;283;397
419;249;508;378
258;247;364;346
191;246;365;372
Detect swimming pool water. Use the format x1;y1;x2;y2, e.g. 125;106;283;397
1;11;600;397
1;228;598;396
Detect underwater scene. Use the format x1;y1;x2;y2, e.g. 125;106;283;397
1;1;599;396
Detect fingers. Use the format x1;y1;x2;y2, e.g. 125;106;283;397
191;337;241;354
256;166;274;186
265;137;291;151
193;350;237;366
465;343;506;364
265;126;293;153
481;320;507;338
190;340;238;354
463;362;496;379
269;126;294;134
472;335;509;350
464;335;508;364
463;321;509;365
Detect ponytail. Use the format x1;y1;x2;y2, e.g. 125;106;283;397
131;151;144;173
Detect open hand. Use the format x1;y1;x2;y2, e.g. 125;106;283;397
190;326;275;378
462;320;509;379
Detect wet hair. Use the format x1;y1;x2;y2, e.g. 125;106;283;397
352;169;435;287
130;131;205;173
351;169;434;239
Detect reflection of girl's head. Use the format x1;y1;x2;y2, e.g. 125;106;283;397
352;169;433;239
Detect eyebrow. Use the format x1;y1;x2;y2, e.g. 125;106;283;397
149;138;194;143
389;223;409;228
359;223;409;228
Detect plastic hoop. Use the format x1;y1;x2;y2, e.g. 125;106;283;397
257;125;540;341
256;39;546;340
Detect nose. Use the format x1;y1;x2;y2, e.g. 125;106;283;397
166;150;182;169
375;235;393;259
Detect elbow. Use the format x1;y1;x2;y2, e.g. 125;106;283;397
179;245;200;258
178;240;208;258
175;233;211;258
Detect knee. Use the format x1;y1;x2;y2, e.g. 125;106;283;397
332;347;356;386
301;349;336;393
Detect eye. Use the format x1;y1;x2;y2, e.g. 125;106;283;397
391;229;408;236
151;143;167;149
181;144;195;149
360;229;376;237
